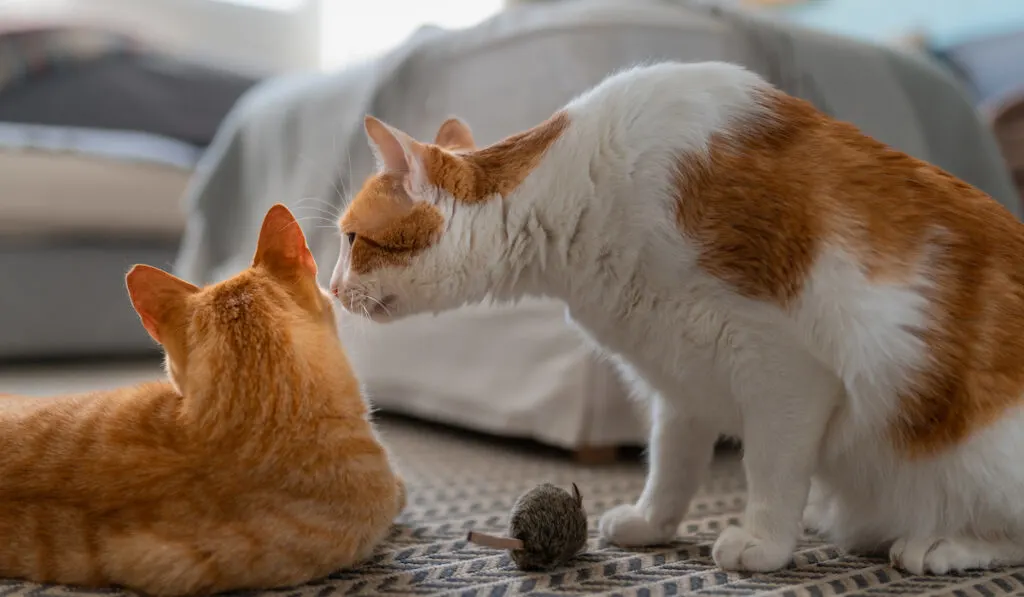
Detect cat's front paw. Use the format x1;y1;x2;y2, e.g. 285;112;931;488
599;504;677;547
712;526;793;572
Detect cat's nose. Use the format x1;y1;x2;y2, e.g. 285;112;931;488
330;284;341;298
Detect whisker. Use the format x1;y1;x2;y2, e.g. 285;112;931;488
294;196;337;209
327;145;347;206
337;317;368;343
292;206;341;223
293;215;339;227
333;135;348;200
329;177;345;204
363;294;392;318
344;146;355;197
294;197;341;219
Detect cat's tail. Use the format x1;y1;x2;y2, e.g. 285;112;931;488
466;531;524;551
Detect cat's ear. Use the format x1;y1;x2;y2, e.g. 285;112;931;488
434;117;476;150
364;115;431;198
253;204;317;278
125;265;199;344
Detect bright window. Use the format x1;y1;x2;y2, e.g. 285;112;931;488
319;0;503;70
210;0;305;10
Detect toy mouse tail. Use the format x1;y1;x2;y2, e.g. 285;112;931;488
466;531;524;550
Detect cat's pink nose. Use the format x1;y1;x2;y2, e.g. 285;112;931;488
330;284;340;298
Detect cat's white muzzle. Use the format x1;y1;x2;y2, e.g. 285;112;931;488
330;279;398;322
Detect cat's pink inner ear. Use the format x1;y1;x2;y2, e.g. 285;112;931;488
125;264;198;344
434;117;476;150
365;115;416;173
364;116;433;200
254;204;317;277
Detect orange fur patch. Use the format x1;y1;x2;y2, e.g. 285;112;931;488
675;90;1024;456
674;100;822;306
341;174;446;275
342;112;569;274
0;204;405;594
420;111;569;203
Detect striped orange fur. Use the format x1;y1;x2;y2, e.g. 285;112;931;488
0;205;405;595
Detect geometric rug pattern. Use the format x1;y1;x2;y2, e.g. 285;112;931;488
3;415;1023;596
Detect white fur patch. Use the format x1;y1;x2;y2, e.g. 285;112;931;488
335;61;1024;574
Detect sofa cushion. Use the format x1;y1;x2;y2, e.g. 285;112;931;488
0;123;196;239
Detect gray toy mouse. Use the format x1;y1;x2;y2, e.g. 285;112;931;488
466;483;588;571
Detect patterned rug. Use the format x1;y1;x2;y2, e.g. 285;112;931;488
5;415;1024;597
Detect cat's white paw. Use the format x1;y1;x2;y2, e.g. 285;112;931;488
712;525;793;572
890;537;987;575
801;501;825;534
802;479;832;535
599;504;677;547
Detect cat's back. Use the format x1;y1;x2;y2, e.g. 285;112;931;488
592;67;1024;452
0;391;73;417
0;381;187;500
0;381;196;587
564;61;770;156
562;63;1024;343
705;90;1024;454
567;60;1023;259
753;90;1024;307
0;381;177;432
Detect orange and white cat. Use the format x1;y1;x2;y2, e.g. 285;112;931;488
0;205;405;595
330;61;1024;575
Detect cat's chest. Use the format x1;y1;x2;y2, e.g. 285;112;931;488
563;289;730;382
564;303;740;428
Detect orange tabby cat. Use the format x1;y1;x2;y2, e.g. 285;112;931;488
0;204;405;595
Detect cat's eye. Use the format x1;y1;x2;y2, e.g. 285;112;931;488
346;232;356;246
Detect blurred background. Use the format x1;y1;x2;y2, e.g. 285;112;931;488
0;0;510;75
2;0;1024;457
4;5;1024;593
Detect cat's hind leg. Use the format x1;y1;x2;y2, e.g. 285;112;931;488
599;392;718;546
890;537;1024;575
802;477;833;535
102;531;219;596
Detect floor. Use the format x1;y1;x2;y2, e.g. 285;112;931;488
2;362;1024;596
0;358;164;395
